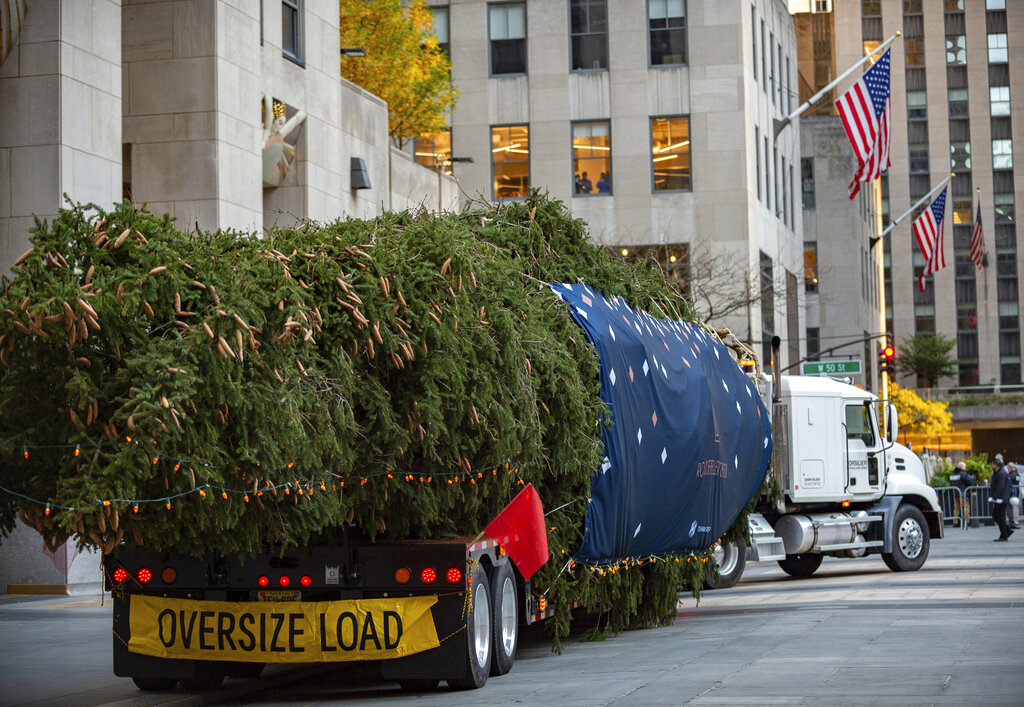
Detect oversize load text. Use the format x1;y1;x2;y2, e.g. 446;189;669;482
128;594;440;662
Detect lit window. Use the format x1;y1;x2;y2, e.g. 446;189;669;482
573;121;611;196
992;139;1013;169
648;0;686;66
570;0;608;71
282;0;303;64
490;3;527;75
986;0;1005;8
990;86;1010;116
491;125;529;199
431;6;450;55
415;129;452;172
650;116;690;191
863;40;881;57
944;0;963;9
951;195;972;225
804;242;818;293
988;33;1008;64
905;37;924;67
946;35;965;65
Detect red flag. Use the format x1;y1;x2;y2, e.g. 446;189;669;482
484;484;549;579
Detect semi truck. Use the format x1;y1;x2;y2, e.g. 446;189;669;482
710;339;944;589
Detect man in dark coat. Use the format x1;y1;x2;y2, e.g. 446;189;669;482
989;458;1013;541
948;461;974;528
1007;462;1020;529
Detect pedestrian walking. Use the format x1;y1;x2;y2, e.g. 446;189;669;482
989;458;1013;541
948;461;974;527
1007;462;1020;530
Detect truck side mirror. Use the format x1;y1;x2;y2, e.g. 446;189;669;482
885;403;898;444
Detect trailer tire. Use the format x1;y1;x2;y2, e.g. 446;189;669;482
179;662;225;691
706;541;746;589
131;676;177;691
489;561;518;675
882;504;929;572
447;564;492;690
778;553;823;577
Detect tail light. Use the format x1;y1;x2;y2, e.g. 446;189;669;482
161;567;177;584
300;575;312;587
446;567;463;584
394;567;411;584
112;568;129;584
258;575;270;587
136;567;153;584
420;567;437;584
278;575;290;587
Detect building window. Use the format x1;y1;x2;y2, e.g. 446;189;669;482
414;129;452;172
650;116;690;191
951;195;972;225
490;3;527;76
947;88;969;118
946;35;966;65
491;125;529;199
769;32;776;105
282;0;303;64
760;251;775;370
787;272;799;369
648;0;686;66
761;20;766;92
807;327;820;359
755;126;762;201
950;141;971;172
909;144;929;173
573;121;611;195
751;7;758;81
801;157;815;210
994;193;1015;223
992;139;1013;169
781;156;788;226
945;0;964;9
904;0;922;13
907;90;927;120
990;85;1011;116
431;6;450;55
764;136;770;207
570;0;608;71
987;0;1005;8
804;242;818;293
988;33;1008;63
778;43;784;107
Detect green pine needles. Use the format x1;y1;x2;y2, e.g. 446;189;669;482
0;192;722;644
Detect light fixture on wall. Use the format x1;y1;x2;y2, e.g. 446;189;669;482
340;48;367;57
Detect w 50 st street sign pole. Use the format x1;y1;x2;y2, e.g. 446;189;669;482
773;31;902;142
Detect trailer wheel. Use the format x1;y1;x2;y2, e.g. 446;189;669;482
447;564;492;690
489;561;518;675
706;541;746;589
882;504;929;572
180;662;225;691
778;553;823;577
131;676;177;691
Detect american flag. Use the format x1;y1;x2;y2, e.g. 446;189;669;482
969;202;985;270
913;186;947;292
835;49;891;200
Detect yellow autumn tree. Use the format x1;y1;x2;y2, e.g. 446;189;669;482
889;382;954;436
339;0;457;146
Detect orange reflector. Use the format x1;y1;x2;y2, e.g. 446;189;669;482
112;568;128;584
394;567;411;584
841;500;851;508
161;567;177;584
258;575;269;587
446;567;463;584
420;567;437;584
300;575;312;587
278;575;290;587
538;597;546;611
136;567;152;584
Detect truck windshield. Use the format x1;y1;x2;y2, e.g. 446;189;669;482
845;403;875;446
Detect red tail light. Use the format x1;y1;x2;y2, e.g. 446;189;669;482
300;575;312;587
278;575;290;587
420;567;437;583
446;567;463;584
136;567;152;584
112;568;129;584
258;575;269;587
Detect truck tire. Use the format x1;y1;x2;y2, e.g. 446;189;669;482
489;561;518;675
179;661;225;691
447;564;492;690
706;541;746;589
882;504;929;572
131;676;177;691
778;553;823;577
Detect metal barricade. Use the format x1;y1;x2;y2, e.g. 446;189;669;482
933;486;965;529
959;485;1021;527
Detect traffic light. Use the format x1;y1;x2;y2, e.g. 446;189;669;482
879;334;895;373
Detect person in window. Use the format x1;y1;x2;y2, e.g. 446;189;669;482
574;173;583;193
597;172;610;193
578;171;593;194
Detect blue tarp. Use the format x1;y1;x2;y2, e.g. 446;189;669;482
551;284;772;564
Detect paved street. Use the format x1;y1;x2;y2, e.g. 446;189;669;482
1;525;1022;706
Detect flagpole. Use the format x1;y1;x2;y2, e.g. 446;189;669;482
870;173;954;249
774;31;902;142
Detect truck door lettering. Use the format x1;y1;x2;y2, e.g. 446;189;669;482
383;611;402;649
179;609;198;649
217;611;236;651
319;613;337;652
269;613;286;652
288;613;304;652
337;611;357;651
198;610;215;650
238;613;256;651
157;609;176;647
359;611;381;651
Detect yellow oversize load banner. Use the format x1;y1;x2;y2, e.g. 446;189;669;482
128;594;440;663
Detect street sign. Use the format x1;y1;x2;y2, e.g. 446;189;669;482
801;359;862;376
